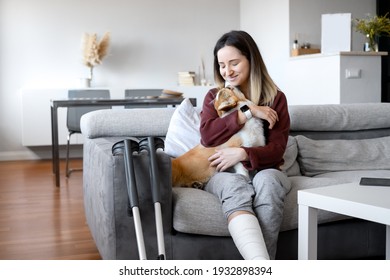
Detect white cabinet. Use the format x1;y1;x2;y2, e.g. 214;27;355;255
22;89;69;146
286;52;387;105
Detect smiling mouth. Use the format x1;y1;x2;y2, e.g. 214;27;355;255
227;75;238;81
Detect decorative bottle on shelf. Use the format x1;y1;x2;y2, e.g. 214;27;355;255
292;39;299;50
364;34;371;51
291;39;300;56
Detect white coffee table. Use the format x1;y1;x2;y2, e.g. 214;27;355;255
298;182;390;260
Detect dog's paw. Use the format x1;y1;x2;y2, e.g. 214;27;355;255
191;182;205;189
233;163;250;178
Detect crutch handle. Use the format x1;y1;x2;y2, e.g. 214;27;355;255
139;137;164;203
123;139;140;208
112;139;141;209
148;137;159;203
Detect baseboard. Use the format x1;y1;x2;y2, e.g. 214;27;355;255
0;146;83;161
0;150;42;161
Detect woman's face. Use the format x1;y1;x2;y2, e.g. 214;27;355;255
217;45;250;93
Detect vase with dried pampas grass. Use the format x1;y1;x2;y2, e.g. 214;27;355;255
81;32;110;85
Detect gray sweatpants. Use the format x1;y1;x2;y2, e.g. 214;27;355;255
204;169;291;259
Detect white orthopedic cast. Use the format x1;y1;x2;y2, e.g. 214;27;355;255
228;214;270;260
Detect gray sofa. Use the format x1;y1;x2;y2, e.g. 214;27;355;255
80;102;390;260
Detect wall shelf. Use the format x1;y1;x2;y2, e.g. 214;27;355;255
291;48;321;56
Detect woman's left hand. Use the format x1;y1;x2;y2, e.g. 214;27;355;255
208;147;248;172
250;105;279;129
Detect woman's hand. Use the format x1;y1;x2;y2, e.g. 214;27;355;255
249;105;279;129
208;147;248;172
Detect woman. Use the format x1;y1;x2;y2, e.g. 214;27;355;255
200;30;291;260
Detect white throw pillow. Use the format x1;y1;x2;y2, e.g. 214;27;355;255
165;98;201;158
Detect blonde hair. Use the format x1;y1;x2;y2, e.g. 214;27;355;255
213;30;277;106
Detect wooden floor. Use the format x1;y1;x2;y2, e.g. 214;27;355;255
0;159;101;260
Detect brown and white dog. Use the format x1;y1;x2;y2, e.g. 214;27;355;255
171;87;265;188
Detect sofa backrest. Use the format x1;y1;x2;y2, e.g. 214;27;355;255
81;102;390;177
81;102;390;141
289;103;390;140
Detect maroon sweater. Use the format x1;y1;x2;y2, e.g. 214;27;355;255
200;88;290;171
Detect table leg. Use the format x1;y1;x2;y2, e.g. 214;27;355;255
298;204;318;260
51;104;60;187
386;225;389;260
50;105;55;173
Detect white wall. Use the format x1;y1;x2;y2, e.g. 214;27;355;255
0;0;240;160
240;0;290;93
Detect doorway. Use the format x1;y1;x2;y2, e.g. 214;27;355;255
377;0;390;102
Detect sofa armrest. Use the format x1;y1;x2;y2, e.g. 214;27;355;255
80;108;176;139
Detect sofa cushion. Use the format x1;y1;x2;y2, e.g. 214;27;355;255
296;135;390;176
281;176;352;232
173;171;376;235
165;98;201;158
282;169;390;232
172;187;230;236
280;136;301;176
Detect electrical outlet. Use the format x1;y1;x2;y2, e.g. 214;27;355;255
345;68;361;79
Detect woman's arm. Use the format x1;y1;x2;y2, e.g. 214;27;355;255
200;88;244;147
242;91;290;171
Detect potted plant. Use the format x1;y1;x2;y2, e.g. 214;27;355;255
81;32;110;86
353;13;390;52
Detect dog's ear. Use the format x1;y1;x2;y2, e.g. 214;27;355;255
216;88;238;112
217;101;236;111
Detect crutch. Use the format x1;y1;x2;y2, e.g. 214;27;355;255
112;139;147;260
139;136;166;260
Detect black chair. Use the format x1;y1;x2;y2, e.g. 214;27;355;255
124;89;163;108
66;89;111;177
